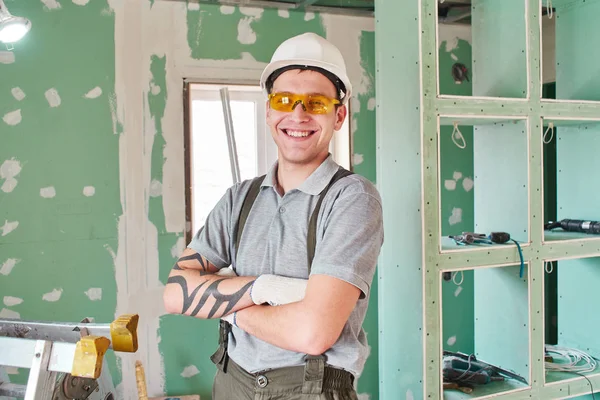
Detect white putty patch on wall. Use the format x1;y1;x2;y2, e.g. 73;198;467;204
4;367;18;375
358;393;370;400
40;186;57;198
406;389;415;400
454;285;463;297
45;88;62;107
0;51;15;64
11;87;26;101
444;179;457;191
449;207;462;225
171;237;185;259
72;0;90;5
353;153;364;166
462;177;474;192
3;109;22;126
42;288;63;302
1;221;19;236
0;258;19;276
150;83;161;95
1;158;22;193
438;23;472;52
453;171;463;181
237;17;257;45
220;5;235;14
239;7;263;18
187;2;200;11
4;296;23;307
367;97;376;111
451;53;459;61
83;186;96;196
149;179;162;197
0;308;20;319
277;9;289;18
447;335;457;346
84;86;103;99
304;11;315;21
85;288;102;301
41;0;61;10
180;365;200;378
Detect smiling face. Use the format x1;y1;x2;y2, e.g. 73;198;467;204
266;69;347;169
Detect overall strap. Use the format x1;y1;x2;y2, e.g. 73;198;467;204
212;174;264;373
235;175;266;259
307;167;354;273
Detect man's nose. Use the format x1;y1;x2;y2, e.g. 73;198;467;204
291;101;310;121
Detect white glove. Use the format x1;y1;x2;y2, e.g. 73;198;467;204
250;275;308;306
221;311;236;326
216;267;238;277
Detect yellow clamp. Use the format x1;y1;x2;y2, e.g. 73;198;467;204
110;314;139;353
72;336;110;379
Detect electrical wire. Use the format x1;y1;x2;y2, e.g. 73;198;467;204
511;239;524;278
545;345;597;373
545;345;598;399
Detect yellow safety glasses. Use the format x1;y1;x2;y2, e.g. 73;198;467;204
268;92;340;115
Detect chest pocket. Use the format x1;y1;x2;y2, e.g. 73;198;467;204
234;166;354;274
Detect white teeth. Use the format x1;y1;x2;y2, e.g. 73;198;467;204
286;130;311;137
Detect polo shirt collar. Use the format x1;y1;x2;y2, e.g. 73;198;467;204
262;154;340;196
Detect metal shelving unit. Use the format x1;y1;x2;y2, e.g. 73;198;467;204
377;0;600;398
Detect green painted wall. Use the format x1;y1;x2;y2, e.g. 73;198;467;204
0;0;120;388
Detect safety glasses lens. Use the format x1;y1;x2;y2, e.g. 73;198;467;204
269;93;337;114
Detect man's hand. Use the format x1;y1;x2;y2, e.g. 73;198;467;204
250;274;308;306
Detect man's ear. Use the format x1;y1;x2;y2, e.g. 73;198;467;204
334;104;347;131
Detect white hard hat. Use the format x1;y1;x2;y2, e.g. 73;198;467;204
260;32;352;104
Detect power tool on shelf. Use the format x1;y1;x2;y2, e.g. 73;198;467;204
544;219;600;234
442;350;528;388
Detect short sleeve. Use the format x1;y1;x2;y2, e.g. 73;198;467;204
310;185;384;299
187;185;236;269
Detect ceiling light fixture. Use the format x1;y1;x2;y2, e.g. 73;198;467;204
0;0;31;44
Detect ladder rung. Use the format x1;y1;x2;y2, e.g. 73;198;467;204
0;382;26;398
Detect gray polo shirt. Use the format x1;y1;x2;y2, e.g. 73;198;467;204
188;154;384;377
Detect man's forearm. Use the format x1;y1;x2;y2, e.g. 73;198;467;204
234;301;330;355
164;268;256;319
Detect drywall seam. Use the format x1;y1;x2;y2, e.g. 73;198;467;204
321;14;374;98
321;14;374;168
109;0;167;398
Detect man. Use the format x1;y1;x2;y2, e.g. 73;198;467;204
163;32;384;399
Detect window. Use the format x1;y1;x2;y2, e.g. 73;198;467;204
184;82;351;239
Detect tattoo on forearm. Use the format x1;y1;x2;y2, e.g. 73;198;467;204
178;253;209;271
167;276;209;314
167;276;254;318
190;280;255;318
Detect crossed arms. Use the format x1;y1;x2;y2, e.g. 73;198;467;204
162;247;361;355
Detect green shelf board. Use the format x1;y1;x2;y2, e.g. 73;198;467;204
443;380;530;400
545;368;600;385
